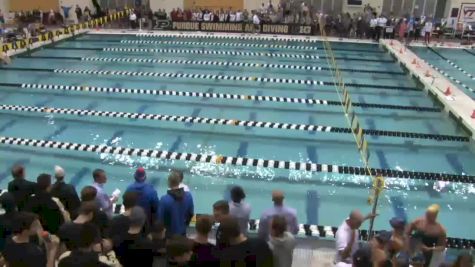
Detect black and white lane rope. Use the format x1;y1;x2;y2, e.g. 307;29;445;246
120;39;319;50
428;47;475;81
0;136;473;183
101;47;393;62
0;67;422;91
10;83;439;112
0;104;466;141
426;63;474;93
80;56;404;75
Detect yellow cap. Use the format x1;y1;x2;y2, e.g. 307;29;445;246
427;204;440;213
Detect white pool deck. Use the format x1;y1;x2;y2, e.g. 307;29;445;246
381;39;475;140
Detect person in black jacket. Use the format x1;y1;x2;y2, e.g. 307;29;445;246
0;192;17;253
51;166;80;219
24;174;65;234
7;165;36;211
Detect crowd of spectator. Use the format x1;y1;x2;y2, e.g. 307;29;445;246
160;2;442;44
0;164;301;267
0;164;472;266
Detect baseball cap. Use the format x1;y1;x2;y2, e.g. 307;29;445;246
134;167;146;181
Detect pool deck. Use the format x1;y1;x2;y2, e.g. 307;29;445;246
381;39;475;141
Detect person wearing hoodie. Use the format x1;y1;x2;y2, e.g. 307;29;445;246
158;171;194;237
126;167;160;225
268;215;296;267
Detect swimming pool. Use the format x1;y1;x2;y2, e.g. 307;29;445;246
0;32;474;239
410;46;475;98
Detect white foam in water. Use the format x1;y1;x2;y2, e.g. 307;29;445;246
45;114;55;125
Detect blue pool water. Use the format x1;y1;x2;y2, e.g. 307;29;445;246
0;33;474;238
410;46;475;98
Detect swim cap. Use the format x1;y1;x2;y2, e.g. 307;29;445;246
427;204;440;213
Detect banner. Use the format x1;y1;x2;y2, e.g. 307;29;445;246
166;21;315;35
458;3;475;24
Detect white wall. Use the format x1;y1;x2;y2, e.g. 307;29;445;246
0;0;9;15
343;0;383;15
150;0;183;12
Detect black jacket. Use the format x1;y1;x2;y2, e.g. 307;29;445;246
8;179;36;211
51;181;80;219
25;192;64;234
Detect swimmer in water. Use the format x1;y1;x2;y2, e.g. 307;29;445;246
406;204;447;267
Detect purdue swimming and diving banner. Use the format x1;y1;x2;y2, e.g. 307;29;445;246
2;9;132;53
167;22;315;35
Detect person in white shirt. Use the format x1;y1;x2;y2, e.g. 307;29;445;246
203;11;211;22
236;10;243;22
253;12;260;33
375;15;387;41
219;11;226;22
369;16;378;40
129;11;137;29
335;210;376;266
229;12;236;22
423;19;433;44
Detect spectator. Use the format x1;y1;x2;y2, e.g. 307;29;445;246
369;14;377;40
268;215;296;267
58;223;107;267
335;209;376;266
169;170;189;192
149;221;167;261
108;191;150;253
125;167;159;225
399;18;408;42
228;186;251;236
83;6;91;21
351;244;373;267
80;186;110;239
423;18;433;44
92;169;117;218
115;207;154;267
25;173;65;234
212;200;229;247
51;165;80;219
406;204;447;267
167;235;194;266
8;164;36;211
58;201;97;251
388;217;406;256
75;5;82;22
253;11;261;33
0;192;17;253
370;230;392;266
376;14;387;41
3;212;60;267
192;215;218;266
159;171;194;237
218;216;274;267
453;252;473;267
258;191;298;240
129;10;137;29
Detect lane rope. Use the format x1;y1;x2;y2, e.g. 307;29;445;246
47;67;416;90
101;47;393;62
81;56;405;75
0;67;422;91
426;63;474;93
0;82;437;112
120;39;320;50
428;47;475;81
0;136;472;183
1;104;462;141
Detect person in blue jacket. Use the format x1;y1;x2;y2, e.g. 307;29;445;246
126;167;159;225
159;171;194;237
